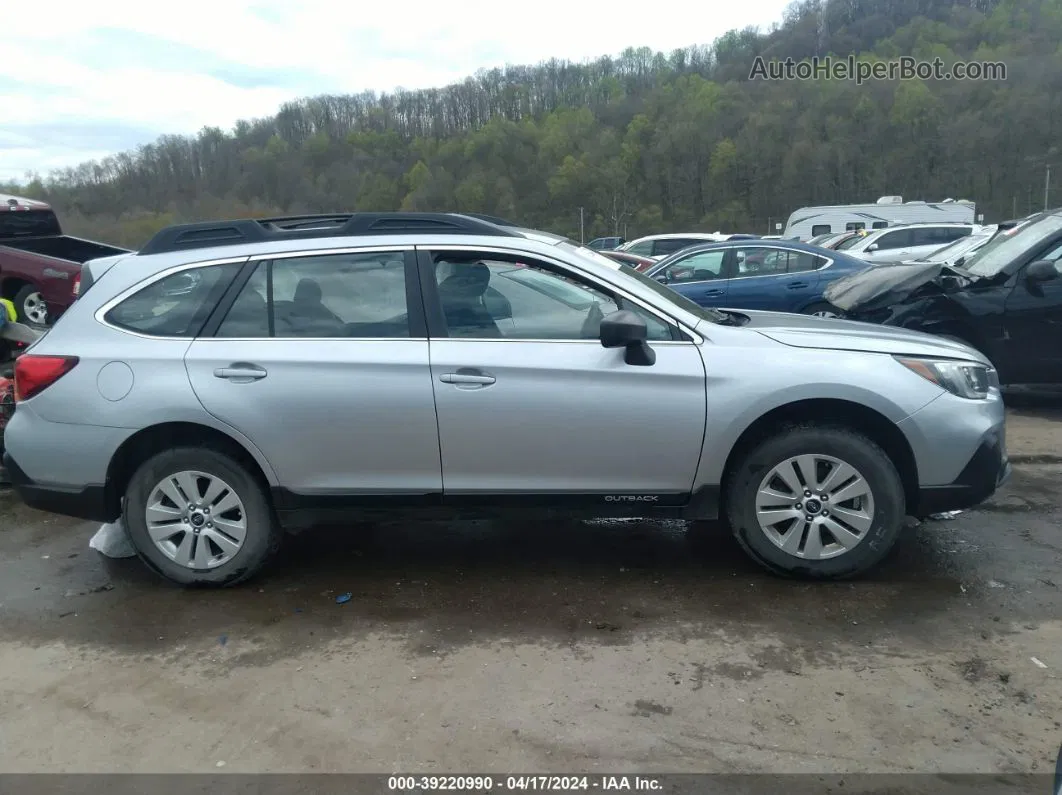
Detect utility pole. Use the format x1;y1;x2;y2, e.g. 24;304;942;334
579;206;585;244
1045;164;1052;212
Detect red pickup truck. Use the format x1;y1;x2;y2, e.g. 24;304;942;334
0;193;130;324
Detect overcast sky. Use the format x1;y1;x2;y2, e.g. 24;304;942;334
1;0;790;177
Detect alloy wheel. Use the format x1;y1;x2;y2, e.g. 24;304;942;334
145;470;248;569
22;292;48;325
754;454;875;560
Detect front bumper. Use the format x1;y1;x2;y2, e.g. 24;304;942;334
913;425;1011;517
2;451;117;523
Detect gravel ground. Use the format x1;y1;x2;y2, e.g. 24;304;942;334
0;398;1059;775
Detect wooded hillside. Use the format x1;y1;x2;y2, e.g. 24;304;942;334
6;0;1061;247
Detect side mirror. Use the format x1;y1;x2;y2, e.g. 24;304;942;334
600;310;655;367
1025;259;1060;283
865;243;879;252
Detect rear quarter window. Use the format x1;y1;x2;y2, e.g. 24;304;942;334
104;263;240;337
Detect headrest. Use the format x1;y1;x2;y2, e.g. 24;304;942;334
294;278;323;304
439;262;491;299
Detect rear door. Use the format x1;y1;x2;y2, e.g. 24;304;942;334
908;226;973;261
184;247;443;497
420;246;707;502
721;245;829;311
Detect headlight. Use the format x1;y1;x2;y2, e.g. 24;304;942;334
895;356;996;400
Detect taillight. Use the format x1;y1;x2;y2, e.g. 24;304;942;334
13;355;78;402
72;273;81;297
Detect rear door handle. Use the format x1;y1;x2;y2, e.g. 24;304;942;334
439;373;496;385
214;365;268;381
787;282;809;289
700;288;724;297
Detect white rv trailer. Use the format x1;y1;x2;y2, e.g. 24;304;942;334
782;196;976;241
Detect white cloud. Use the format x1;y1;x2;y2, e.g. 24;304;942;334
0;0;789;176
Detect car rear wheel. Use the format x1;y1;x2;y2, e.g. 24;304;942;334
123;447;281;587
802;301;842;318
12;285;48;325
725;426;905;579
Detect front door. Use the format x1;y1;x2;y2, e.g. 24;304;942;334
652;248;729;307
1001;241;1062;384
420;248;707;503
184;249;443;496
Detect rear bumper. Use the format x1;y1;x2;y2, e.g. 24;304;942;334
2;451;117;522
913;425;1010;516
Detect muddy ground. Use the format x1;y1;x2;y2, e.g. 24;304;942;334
0;396;1060;775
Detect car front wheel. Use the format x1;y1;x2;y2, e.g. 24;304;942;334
802;301;842;318
123;447;281;587
725;425;905;579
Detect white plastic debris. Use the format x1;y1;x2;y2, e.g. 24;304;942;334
89;519;136;559
1031;657;1048;669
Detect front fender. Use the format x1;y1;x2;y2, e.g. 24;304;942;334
692;340;943;488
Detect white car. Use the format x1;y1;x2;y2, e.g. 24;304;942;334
619;233;759;260
840;223;977;265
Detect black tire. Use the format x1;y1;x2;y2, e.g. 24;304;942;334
12;284;46;325
123;447;280;587
725;425;905;580
802;301;842;318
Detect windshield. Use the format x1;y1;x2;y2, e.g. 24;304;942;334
963;214;1062;277
914;231;992;263
835;234;863;250
563;242;728;324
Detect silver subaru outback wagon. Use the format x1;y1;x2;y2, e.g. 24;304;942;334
3;213;1010;587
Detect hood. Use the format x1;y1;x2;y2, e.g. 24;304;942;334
729;309;988;363
823;261;975;313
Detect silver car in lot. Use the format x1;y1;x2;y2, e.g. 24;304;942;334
841;223;978;264
2;213;1010;587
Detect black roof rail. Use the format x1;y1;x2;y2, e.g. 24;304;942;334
138;212;522;256
458;213;522;227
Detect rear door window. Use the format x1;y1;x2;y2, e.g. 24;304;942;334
625;241;654;256
653;238;701;257
913;227;971;247
104;263;241;337
216;251;411;339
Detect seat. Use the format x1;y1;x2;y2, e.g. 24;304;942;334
437;262;502;338
283;278;345;336
218;286;270;337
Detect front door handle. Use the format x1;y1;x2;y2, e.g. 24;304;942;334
439;373;496;385
700;288;724;297
787;281;809;289
214;365;268;382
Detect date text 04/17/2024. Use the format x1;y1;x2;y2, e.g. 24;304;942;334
387;776;663;791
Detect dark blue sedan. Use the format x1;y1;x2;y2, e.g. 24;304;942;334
644;240;873;316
